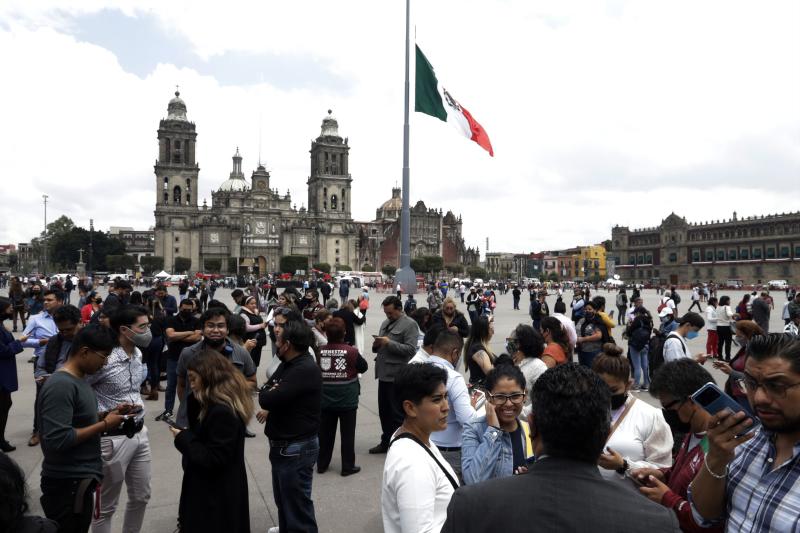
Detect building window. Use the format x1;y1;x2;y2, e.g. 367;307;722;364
692;251;700;262
780;247;790;258
335;239;340;245
669;253;677;263
717;250;725;261
175;237;179;243
753;248;762;258
654;269;660;278
163;192;169;204
163;177;169;189
766;247;775;259
795;246;800;258
335;249;340;254
740;249;749;260
173;186;182;205
705;250;713;261
330;194;338;210
728;250;737;260
174;248;179;254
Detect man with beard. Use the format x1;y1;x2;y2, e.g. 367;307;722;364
430;297;470;338
689;333;800;531
174;308;256;428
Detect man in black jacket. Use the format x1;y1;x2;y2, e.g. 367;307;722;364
441;364;680;533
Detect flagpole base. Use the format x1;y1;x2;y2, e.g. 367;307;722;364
395;266;417;296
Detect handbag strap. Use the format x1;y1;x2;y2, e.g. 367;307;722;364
390;433;459;490
606;396;636;444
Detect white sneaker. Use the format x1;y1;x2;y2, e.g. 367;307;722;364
268;528;279;533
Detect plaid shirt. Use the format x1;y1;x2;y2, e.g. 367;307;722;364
85;346;147;418
688;428;800;531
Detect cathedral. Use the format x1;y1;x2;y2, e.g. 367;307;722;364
152;91;474;275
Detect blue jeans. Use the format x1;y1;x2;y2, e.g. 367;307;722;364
578;350;601;368
164;359;178;412
269;436;319;533
629;345;650;387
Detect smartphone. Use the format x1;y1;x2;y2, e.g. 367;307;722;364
161;416;183;430
471;389;486;409
690;382;760;437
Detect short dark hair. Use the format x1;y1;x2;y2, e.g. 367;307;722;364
43;289;64;302
515;324;544;359
0;454;28;531
590;296;606;310
393;363;448;414
423;324;445;348
553;298;566;314
433;329;463;354
70;324;115;357
382;295;402;310
592;343;630;382
719;295;731;306
206;299;229;312
53;305;81;325
531;364;610;463
325;317;346;343
485;358;526;392
113;279;132;290
200;308;229;327
677;312;705;329
226;313;247;339
109;305;149;335
649;359;714;400
747;333;800;374
179;299;194;308
280;320;314;353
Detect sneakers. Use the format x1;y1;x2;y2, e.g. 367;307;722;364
27;432;39;447
267;527;280;533
245;429;256;438
641;386;649;392
155;410;173;422
368;443;388;454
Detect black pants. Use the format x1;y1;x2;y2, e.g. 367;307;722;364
378;380;404;447
33;381;42;433
40;477;97;533
11;306;25;329
145;336;164;389
250;344;264;368
318;408;357;471
687;301;702;312
617;306;627;325
0;390;11;442
717;325;733;361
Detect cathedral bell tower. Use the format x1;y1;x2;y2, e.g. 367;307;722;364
155;90;199;207
308;110;351;218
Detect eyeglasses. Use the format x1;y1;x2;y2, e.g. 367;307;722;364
662;398;686;411
90;350;111;360
738;374;800;399
487;392;525;406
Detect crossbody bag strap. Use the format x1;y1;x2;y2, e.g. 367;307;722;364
390;433;459;490
606;396;636;444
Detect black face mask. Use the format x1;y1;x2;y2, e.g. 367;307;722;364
179;310;193;319
205;337;225;348
610;392;628;410
662;408;691;434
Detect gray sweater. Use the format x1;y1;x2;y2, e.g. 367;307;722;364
374;315;418;382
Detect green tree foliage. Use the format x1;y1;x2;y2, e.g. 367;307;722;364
466;266;488;279
227;257;239;273
203;258;222;272
381;264;397;277
548;272;560;282
174;257;192;273
411;258;428;273
47;226;125;271
337;264;353;271
423;255;444;273
312;262;331;274
603;239;612;252
105;255;135;272
41;215;75;239
446;263;464;275
280;255;309;274
361;263;375;272
139;256;164;275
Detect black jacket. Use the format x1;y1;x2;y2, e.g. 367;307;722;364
430;309;470;338
442;457;680;533
332;308;366;346
174;395;249;533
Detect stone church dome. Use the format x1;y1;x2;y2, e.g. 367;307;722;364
167;90;188;121
381;187;402;211
218;148;250;192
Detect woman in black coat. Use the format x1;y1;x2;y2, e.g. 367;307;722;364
170;350;254;533
0;298;24;452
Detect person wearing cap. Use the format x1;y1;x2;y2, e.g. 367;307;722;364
663;313;708;364
658;307;678;335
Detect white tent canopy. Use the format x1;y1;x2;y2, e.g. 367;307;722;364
606;278;624;286
154;271;171;278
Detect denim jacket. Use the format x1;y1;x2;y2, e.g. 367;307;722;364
461;415;533;485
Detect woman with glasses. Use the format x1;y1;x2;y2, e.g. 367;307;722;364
461;361;533;484
711;320;763;413
593;343;673;489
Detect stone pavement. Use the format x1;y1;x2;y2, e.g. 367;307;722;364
0;285;789;532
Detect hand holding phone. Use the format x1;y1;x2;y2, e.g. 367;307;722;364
691;382;759;438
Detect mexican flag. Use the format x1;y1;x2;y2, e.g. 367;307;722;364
415;45;494;157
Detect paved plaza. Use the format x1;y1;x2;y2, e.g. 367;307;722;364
0;285;791;532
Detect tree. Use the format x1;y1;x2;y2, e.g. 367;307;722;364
411;258;428;273
45;226;125;271
361;263;375;272
423;255;444;273
312;262;331;274
204;258;222;272
41;215;75;240
227;257;239;273
548;272;560;282
174;257;192;273
8;253;18;269
446;263;464;275
381;264;397;277
280;255;309;274
466;266;488;279
105;254;135;272
139;256;164;275
337;264;352;271
603;239;613;252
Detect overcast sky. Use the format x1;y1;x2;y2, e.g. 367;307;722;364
1;1;798;257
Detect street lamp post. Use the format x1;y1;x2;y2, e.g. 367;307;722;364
42;194;48;276
88;218;94;275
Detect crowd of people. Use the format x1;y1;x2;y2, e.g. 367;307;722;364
0;276;799;532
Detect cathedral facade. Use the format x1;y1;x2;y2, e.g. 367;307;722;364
152;91;472;275
153;92;357;274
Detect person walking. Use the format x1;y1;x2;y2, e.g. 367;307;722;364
512;286;521;310
170;351;253;533
687;286;702;312
316;317;368;476
615;288;628;326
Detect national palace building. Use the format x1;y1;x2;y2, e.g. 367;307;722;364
611;212;800;285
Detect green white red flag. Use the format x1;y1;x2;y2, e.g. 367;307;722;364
414;45;494;157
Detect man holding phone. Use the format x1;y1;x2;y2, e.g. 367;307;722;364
689;333;800;531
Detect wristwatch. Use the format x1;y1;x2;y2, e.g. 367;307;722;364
616;459;629;475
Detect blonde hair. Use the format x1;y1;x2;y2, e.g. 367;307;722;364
442;297;457;308
188;350;255;425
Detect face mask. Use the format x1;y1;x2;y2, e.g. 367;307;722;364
124;326;152;349
179;310;193;319
610;392;628;410
205;336;225;348
506;340;518;354
686;330;699;340
584;312;595;319
662;408;691;434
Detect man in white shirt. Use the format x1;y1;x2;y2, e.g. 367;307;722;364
553;299;578;348
687;287;702;312
428;329;479;479
663;313;708;364
409;326;443;364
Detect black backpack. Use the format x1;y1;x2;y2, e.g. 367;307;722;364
628;317;652;350
672;292;682;304
648;332;683;377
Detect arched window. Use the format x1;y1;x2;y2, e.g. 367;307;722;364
341;189;346;210
163;191;169;204
173;186;182;205
163;177;169;189
175;140;181;149
330;194;338;210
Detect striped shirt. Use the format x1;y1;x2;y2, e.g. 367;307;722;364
688;428;800;531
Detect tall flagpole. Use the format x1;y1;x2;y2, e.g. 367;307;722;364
395;0;417;295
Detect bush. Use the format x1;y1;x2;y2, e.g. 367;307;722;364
139;256;164;275
337;264;353;271
312;262;331;274
174;257;192;273
411;258;428;273
280;255;308;274
423;255;444;273
227;257;239;273
381;264;397;277
446;263;464;275
548;272;560;282
106;254;135;272
466;266;488;279
361;263;375;272
204;258;222;272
